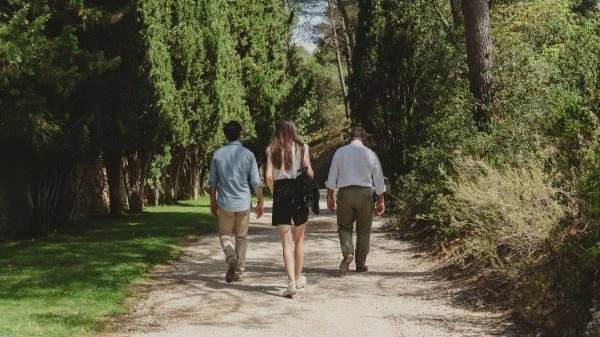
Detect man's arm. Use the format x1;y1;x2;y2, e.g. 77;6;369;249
372;152;386;215
254;186;264;219
325;151;339;211
326;188;336;211
208;154;219;217
248;153;264;219
210;186;218;217
372;153;386;195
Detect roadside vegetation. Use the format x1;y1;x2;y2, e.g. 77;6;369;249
1;0;599;335
377;1;600;334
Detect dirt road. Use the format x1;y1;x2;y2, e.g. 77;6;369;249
105;196;515;337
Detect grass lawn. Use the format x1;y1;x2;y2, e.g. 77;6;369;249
0;199;216;337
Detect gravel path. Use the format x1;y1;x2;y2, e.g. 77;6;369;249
104;194;515;337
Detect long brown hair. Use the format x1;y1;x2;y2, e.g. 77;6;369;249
269;120;302;170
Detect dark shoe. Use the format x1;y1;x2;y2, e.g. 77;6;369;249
339;253;354;274
356;265;369;273
225;256;238;283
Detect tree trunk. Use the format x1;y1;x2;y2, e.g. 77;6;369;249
450;0;463;27
461;0;496;129
337;0;354;76
53;164;81;229
328;0;351;119
165;150;185;204
127;151;144;213
26;156;72;238
188;148;201;200
105;154;123;218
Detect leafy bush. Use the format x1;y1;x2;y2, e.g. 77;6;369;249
429;156;573;278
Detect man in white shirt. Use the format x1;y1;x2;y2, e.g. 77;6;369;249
325;127;386;275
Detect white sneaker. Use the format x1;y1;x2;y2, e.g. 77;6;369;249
296;275;307;289
283;284;296;298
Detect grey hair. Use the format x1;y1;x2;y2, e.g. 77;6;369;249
350;127;367;139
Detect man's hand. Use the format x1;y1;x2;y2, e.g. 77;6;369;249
210;200;218;217
327;197;336;211
255;203;264;219
375;201;385;215
375;193;385;215
326;189;336;211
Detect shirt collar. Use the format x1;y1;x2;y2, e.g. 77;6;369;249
351;139;363;145
226;141;242;146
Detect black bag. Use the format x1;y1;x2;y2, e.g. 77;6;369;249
291;145;320;215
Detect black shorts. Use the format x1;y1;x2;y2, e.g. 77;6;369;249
272;179;309;226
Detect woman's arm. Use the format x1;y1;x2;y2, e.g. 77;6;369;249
304;146;315;178
266;151;274;194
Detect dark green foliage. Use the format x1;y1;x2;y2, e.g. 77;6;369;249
0;1;116;148
227;0;302;160
350;0;470;176
0;1;120;236
0;0;309;233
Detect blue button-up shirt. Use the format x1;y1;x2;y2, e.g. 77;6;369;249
208;141;262;212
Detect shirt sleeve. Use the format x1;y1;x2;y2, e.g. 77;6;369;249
248;152;262;189
208;152;218;188
325;150;339;190
372;152;386;195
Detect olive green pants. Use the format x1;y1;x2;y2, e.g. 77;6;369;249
336;186;374;268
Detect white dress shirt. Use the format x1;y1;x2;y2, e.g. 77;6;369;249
325;139;386;195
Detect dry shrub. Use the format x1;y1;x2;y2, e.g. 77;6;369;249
441;156;573;278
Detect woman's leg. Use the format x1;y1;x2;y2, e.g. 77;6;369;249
277;224;296;284
293;223;306;278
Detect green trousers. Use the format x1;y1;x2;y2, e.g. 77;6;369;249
336;186;374;268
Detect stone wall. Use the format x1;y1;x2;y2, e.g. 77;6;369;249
76;157;110;219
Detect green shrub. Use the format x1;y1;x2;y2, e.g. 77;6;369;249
429;156;573;278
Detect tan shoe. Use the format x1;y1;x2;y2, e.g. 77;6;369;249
339;253;354;275
225;256;238;283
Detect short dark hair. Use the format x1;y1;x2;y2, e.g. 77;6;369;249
350;126;367;139
223;121;242;141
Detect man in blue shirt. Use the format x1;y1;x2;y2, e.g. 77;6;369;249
208;121;264;283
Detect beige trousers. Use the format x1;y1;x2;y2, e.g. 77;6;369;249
218;208;250;276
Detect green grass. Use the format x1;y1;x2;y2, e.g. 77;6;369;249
0;199;216;337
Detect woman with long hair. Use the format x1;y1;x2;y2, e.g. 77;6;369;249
266;120;314;298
